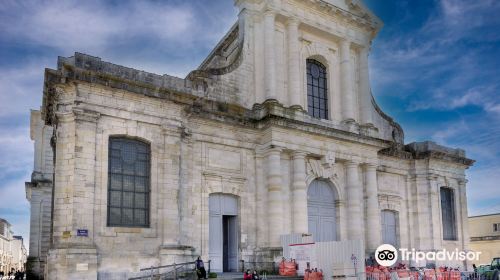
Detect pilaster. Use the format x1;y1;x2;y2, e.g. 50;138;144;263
340;39;355;122
266;146;283;247
359;47;373;125
364;163;381;252
346;160;363;241
264;10;277;100
458;179;470;269
287;18;302;108
292;151;308;234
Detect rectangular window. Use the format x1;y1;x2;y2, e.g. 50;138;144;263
494;223;500;232
107;137;150;227
440;187;457;240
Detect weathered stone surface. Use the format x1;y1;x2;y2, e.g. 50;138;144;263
27;0;474;279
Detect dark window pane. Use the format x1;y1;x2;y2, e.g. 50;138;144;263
306;59;328;120
134;209;146;225
122;208;133;225
110;160;121;173
107;138;150;227
123;192;134;208
111;149;120;157
135;177;147;192
137;152;148;161
135;193;146;209
121;144;137;163
137;145;147;153
136;161;147;176
109;207;121;225
109;191;121;207
123;175;135;191
110;174;122;190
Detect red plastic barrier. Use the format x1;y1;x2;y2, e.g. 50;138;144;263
279;261;297;276
424;269;436;280
397;270;410;278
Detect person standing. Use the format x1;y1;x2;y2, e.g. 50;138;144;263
252;270;260;280
244;269;252;280
196;256;207;279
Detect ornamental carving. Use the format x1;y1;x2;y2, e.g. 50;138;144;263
306;154;338;180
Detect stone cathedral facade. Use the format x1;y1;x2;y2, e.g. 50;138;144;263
26;0;474;279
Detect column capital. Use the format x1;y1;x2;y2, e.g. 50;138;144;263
267;145;283;153
340;38;352;47
345;159;361;167
457;178;468;186
263;9;276;17
364;162;378;170
359;46;370;56
286;17;300;27
292;150;307;159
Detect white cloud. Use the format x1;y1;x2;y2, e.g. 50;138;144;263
0;59;49;117
0;0;196;54
0;125;33;179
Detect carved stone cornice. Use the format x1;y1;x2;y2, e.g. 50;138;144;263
73;108;100;123
289;0;382;35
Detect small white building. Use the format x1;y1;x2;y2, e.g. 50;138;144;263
0;219;27;275
26;0;474;279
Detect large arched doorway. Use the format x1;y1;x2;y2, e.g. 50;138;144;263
307;179;338;242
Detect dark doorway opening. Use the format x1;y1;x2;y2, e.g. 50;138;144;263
222;215;237;272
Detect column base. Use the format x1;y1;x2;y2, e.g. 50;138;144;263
46;247;97;280
289;104;304;111
26;256;45;280
359;123;378;137
341;119;359;133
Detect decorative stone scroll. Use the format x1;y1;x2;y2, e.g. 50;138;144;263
306;151;338;180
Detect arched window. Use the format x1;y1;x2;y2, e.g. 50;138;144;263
107;137;150;227
307;59;328;119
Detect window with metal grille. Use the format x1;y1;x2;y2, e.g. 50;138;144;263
107;137;150;227
306;59;328;119
440;187;457;240
494;223;500;232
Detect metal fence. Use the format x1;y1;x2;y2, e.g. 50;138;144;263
129;260;210;280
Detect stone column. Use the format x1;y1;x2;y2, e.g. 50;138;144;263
267;147;283;246
264;10;276;100
359;47;373;125
340;39;355;122
52;111;76;247
365;163;381;252
458;179;470;269
292;152;308;234
346;161;363;241
72;109;100;247
429;175;442;250
287;18;301;108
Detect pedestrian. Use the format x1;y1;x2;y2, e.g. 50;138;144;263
244;269;252;280
252;270;260;280
196;256;207;280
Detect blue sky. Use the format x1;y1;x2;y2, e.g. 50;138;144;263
0;0;499;251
